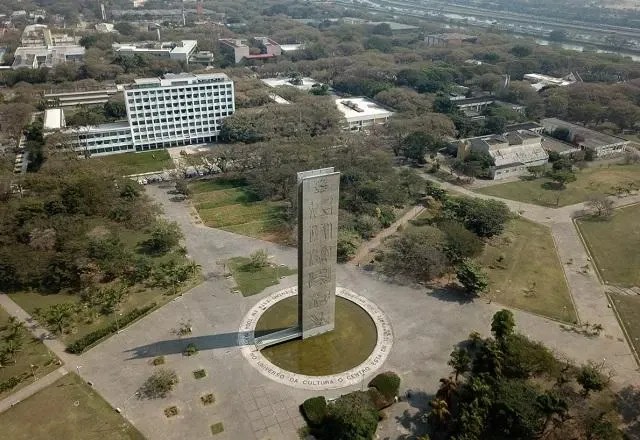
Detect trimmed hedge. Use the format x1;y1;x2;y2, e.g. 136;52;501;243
368;371;400;402
66;303;157;354
367;387;389;410
301;396;328;426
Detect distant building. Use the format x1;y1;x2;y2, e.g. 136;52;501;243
456;130;549;180
12;24;84;69
453;96;525;119
112;40;198;63
95;23;115;33
43;86;122;108
219;37;289;63
523;73;579;92
261;77;323;91
541;118;630;158
425;33;478;47
67;73;235;157
334;97;393;131
504;121;544;134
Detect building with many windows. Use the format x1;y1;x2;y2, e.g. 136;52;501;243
64;73;235;156
125;73;234;150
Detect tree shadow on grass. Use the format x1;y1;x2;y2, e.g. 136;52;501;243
541;181;564;191
124;329;290;359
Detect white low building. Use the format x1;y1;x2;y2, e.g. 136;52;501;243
523;73;578;91
458;130;549;180
112;40;198;63
334;97;393;131
43;108;66;131
541;118;629;158
70;122;135;157
261;77;322;91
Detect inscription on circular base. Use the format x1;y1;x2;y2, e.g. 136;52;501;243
238;287;393;390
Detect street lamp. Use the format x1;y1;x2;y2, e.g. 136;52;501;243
30;364;37;381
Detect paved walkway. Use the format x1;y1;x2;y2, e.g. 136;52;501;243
351;205;425;265
0;367;68;413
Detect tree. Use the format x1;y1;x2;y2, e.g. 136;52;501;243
323;391;379;440
37;303;75;334
510;45;533;57
549;30;567;42
456;259;489;295
104;99;127;119
439;221;484;264
382;226;449;281
142;220;183;254
433;95;455;114
337;230;361;263
442;197;511;238
428;398;450;426
546;169;576;189
491;309;516;341
448;348;471;381
587;195;614;217
402;131;429;163
174;180;191;198
138;368;178;399
576;363;608;396
437;376;458;406
535;392;568;437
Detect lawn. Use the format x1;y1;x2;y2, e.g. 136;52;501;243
227;257;296;296
8;222;200;350
0;306;59;399
475;164;640;207
190;177;291;243
94;150;174;175
478;217;577;323
576;204;640;287
610;294;640;363
0;373;145;440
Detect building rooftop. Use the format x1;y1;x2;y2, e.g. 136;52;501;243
44;108;64;130
505;121;543;132
334;97;393;120
427;33;478;41
541;118;629;150
261;77;322;91
129;72;231;89
70;121;131;133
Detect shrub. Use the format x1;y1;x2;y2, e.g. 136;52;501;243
184;343;198;356
201;393;215;405
323;391;379;440
66;303;156;353
367;387;389;410
138;369;178;399
248;249;269;270
456;259;489;295
301;396;327;426
0;376;21;393
151;356;165;366
164;406;178;417
368;371;401;403
337;230;361;263
193;369;206;379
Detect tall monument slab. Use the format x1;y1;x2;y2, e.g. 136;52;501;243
297;168;340;339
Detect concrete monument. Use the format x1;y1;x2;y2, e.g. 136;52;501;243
297;168;340;338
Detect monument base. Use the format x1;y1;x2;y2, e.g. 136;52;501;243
302;323;334;339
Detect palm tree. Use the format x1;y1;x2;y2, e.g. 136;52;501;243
437;376;458;406
535;393;569;438
448;348;471;381
428;398;450;426
3;316;25;343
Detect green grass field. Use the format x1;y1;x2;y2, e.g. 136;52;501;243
228;257;296;296
478;218;577;323
610;293;640;363
190;178;290;243
475;164;640;207
94;150;174;175
0;307;59;398
0;373;145;440
576;204;640;287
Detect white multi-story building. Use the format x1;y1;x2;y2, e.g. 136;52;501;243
62;73;235;156
125;73;235;150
